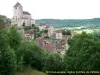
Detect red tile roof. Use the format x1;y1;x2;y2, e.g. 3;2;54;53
44;42;56;52
23;11;31;15
36;38;56;52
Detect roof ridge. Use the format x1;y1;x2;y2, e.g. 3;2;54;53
14;2;21;7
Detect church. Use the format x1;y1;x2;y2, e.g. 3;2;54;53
12;2;35;27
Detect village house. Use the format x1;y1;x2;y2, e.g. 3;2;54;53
12;2;35;27
54;30;64;39
22;30;34;40
46;24;55;38
36;38;57;52
38;24;47;31
38;24;55;38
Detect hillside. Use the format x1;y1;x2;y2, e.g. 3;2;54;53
35;18;100;28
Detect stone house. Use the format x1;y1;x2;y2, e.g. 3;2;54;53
55;30;64;39
23;30;34;40
38;24;55;38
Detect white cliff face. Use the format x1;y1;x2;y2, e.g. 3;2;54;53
12;2;35;27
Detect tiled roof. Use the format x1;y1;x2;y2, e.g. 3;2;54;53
14;2;21;7
23;11;31;15
44;42;56;52
22;17;28;19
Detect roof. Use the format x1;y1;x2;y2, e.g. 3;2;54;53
23;11;31;15
36;38;56;52
22;17;28;19
46;25;51;28
14;2;21;7
24;30;34;34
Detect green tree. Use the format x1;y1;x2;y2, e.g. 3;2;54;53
0;31;16;75
7;26;22;50
0;16;6;29
43;53;63;72
32;24;35;27
62;30;71;35
63;32;100;71
20;41;44;70
6;26;22;71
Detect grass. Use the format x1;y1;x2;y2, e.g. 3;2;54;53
15;67;47;75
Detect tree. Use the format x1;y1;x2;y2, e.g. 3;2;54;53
7;26;22;50
63;32;100;71
62;30;71;36
44;29;48;33
0;31;16;75
24;26;32;30
6;26;22;71
32;24;35;27
21;41;44;70
43;53;63;71
0;16;6;29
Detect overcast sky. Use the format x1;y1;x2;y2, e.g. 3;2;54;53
0;0;100;19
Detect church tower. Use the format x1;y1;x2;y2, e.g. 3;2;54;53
13;2;23;26
12;2;35;27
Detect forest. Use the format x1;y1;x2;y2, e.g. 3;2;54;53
36;18;100;28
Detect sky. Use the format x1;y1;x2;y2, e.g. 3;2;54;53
0;0;100;19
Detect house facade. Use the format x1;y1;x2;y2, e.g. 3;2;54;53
46;25;55;38
38;24;55;38
12;2;35;27
24;30;34;40
55;30;63;39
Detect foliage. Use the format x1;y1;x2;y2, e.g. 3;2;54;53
32;24;35;27
0;31;16;75
19;41;44;70
63;32;100;71
7;26;22;50
0;16;5;29
43;53;63;71
24;26;32;30
62;30;71;35
3;26;23;71
36;18;100;28
41;29;48;33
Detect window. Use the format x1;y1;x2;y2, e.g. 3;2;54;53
16;16;17;21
